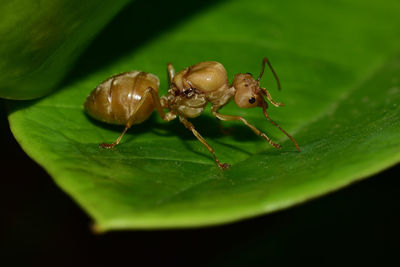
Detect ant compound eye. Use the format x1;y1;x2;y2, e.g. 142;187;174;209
248;97;256;104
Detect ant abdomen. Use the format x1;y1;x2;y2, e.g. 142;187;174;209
84;71;159;127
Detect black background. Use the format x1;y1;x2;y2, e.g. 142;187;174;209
1;102;399;266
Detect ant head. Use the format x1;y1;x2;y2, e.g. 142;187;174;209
233;73;264;108
233;58;281;109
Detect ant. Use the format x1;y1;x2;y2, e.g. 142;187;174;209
84;58;300;169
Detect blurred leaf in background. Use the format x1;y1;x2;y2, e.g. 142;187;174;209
0;0;130;99
6;0;400;231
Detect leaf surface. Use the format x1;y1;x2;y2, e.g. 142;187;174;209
8;0;400;230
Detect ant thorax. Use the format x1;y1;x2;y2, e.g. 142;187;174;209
166;84;207;118
167;61;235;115
207;84;235;108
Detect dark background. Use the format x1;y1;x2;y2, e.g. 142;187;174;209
1;103;399;266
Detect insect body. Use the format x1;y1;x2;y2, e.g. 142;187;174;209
84;58;300;169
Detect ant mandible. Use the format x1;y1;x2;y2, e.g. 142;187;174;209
84;58;300;169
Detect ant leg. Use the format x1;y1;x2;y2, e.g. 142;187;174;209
212;110;281;149
146;87;177;122
179;116;229;169
100;87;175;149
262;104;301;152
99;88;153;149
167;63;175;84
261;88;284;107
99;125;130;149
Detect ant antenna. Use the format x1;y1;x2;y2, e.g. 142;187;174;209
257;57;281;91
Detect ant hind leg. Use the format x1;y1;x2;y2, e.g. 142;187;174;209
99;126;130;149
100;87;163;149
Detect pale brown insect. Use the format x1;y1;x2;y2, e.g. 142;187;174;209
84;58;300;169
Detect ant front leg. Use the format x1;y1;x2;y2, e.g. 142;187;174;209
179;116;229;170
211;107;281;149
261;102;301;152
261;88;284;107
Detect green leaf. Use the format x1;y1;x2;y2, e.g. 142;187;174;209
8;0;400;230
0;0;130;99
